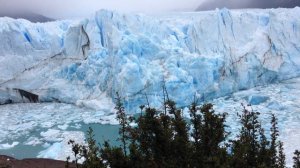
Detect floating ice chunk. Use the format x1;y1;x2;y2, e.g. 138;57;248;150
38;142;62;158
76;94;114;112
267;101;285;111
40;129;63;142
40;121;56;128
24;137;42;146
57;124;69;130
247;95;269;105
42;142;51;148
0;142;19;150
38;131;85;161
70;123;82;129
98;114;118;125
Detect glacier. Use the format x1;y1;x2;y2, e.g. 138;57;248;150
0;8;300;111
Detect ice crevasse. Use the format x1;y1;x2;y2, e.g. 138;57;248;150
0;8;300;112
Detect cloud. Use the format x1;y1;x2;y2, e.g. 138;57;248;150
0;0;202;19
1;0;299;19
197;0;300;11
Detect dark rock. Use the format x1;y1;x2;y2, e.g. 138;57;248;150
4;99;13;104
0;155;76;168
13;89;39;103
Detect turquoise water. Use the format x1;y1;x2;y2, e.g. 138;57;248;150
0;144;44;159
79;123;120;147
0;123;120;159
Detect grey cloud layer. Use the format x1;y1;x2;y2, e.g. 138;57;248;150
1;0;300;19
0;0;201;19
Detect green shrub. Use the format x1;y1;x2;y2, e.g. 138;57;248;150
66;93;299;168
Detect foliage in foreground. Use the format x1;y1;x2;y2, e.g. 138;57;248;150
66;93;299;168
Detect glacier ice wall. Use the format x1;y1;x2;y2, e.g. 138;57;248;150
0;8;300;111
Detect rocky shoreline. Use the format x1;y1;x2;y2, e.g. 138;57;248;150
0;155;76;168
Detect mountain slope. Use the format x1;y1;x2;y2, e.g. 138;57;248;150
0;12;54;23
197;0;300;11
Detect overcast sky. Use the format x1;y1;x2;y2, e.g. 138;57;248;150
0;0;299;19
0;0;203;19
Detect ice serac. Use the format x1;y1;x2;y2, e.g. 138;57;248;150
0;8;300;111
